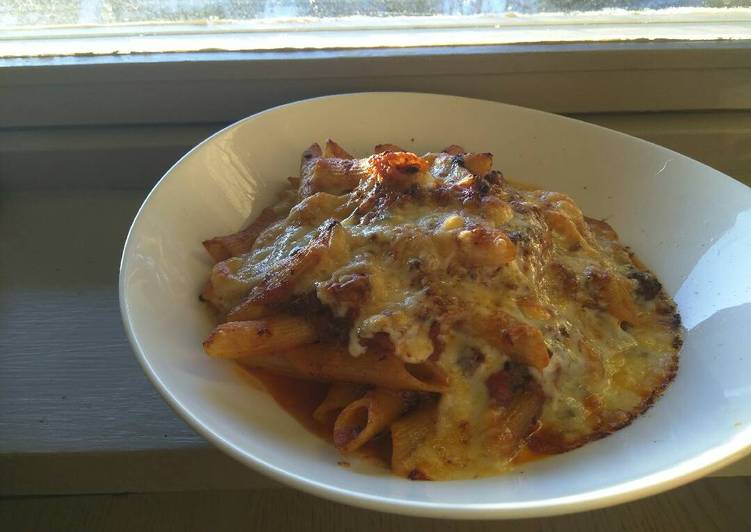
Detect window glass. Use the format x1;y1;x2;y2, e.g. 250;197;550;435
3;0;750;27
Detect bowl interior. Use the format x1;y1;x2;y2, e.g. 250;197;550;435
120;92;751;518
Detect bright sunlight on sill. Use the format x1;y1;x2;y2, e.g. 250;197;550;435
1;2;751;58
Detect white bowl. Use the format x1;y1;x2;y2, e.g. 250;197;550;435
120;92;751;519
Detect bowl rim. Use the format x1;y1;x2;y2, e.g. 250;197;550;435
119;91;751;519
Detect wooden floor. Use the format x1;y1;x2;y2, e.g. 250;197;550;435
3;478;751;532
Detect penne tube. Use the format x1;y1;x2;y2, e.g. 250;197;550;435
463;312;550;370
603;277;640;324
237;343;449;392
585;267;640;324
287;192;348;226
517;296;553;321
323;139;353;159
584;216;618;242
225;301;270;321
202;206;281;263
484;386;544;460
227;282;294;322
371;151;429;189
203;316;318;359
390;403;438;478
206;257;255;313
579;339;606;378
301;157;368;197
227;220;346;321
199;280;217;308
462;152;493;177
456;226;516;267
300;143;322;169
441;144;465;155
373;143;405;153
544;210;593;252
333;388;410;452
313;382;368;424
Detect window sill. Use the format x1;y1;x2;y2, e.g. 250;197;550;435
4;9;751;57
1;188;750;497
2;41;751;130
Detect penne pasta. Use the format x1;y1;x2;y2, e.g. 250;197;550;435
225;301;270;321
205;257;255;313
198;280;219;311
203;206;282;263
544;210;592;252
517;296;553;321
287;192;348;226
373;143;405;153
441;144;465;155
462;152;493;177
333;388;410;452
203;316;318;359
313;382;368;424
323;139;353;159
200;140;682;480
579;339;606;378
301;142;323;166
463;312;550;371
390;403;438;479
584;216;619;242
227;220;347;321
237;343;449;392
456;226;517;267
371;151;429;190
301;157;368;197
585;266;641;324
484;386;545;459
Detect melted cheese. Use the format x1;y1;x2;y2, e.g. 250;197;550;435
218;146;682;480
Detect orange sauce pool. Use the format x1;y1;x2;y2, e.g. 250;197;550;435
236;366;331;439
512;446;549;466
236;364;550;475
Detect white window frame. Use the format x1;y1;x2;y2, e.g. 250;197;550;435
1;41;750;188
3;41;751;126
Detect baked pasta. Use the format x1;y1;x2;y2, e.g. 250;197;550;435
200;140;682;480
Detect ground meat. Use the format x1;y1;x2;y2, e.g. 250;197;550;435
429;322;445;361
549;262;578;293
456;347;485;376
476;179;491;195
627;270;662;300
507;230;527;244
485;362;530;407
655;300;675;315
408;469;431;481
322;273;370;311
284;292;327;314
364;332;395;359
483;170;504;185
